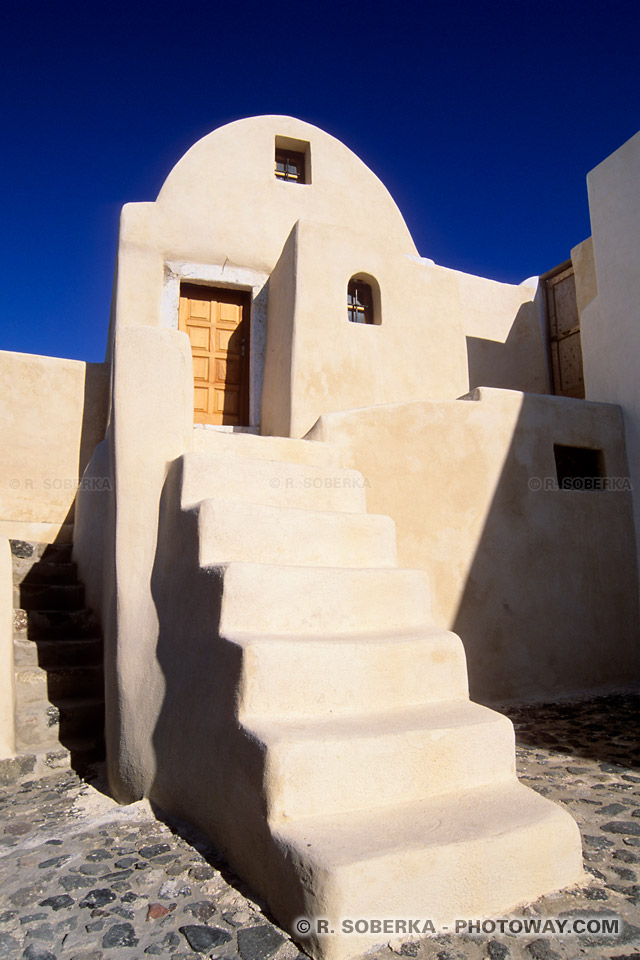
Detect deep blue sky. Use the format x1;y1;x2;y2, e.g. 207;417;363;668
1;0;638;363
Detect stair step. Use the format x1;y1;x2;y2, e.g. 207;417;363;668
192;428;342;467
10;539;73;565
245;701;515;820
14;636;103;669
181;452;367;513
235;626;468;719
12;560;77;586
272;781;583;958
14;607;101;641
218;564;431;635
15;696;104;751
15;582;85;611
16;664;104;700
197;500;397;568
0;740;104;785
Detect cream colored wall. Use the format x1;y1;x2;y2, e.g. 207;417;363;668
109;115;550;442
262;220;547;438
111;115;417;334
581;131;640;568
0;351;109;543
308;388;639;703
74;327;194;802
571;237;598;319
97;114;614;803
463;276;550;397
0;537;15;758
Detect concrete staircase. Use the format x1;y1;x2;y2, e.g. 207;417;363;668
156;429;583;960
8;539;105;779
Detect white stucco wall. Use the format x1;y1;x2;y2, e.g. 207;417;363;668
262;220;548;438
581;130;640;571
109;115;551;440
308;388;639;703
74;327;194;801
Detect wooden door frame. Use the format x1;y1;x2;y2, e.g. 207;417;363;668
161;262;269;430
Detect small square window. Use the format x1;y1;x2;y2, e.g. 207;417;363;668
275;149;305;183
274;136;310;184
554;444;604;490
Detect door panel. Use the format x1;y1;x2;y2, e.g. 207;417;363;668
179;284;250;426
545;263;585;399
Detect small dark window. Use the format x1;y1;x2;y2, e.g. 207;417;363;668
275;149;305;183
348;279;374;324
554;445;604;490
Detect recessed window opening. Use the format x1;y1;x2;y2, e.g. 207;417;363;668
554;444;605;491
347;275;381;325
274;136;311;184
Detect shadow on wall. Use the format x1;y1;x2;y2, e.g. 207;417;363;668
147;460;306;925
466;300;550;395
78;364;110;488
49;361;110;532
452;394;640;707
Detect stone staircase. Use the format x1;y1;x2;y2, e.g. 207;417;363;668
152;429;583;960
8;539;105;780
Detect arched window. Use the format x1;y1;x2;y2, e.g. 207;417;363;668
347;276;380;325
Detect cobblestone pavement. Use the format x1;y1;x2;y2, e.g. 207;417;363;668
0;695;639;960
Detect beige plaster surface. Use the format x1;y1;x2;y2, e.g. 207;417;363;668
74;326;194;803
143;431;582;960
0;351;109;537
0;537;15;758
571;236;598;319
581;131;640;574
108;116;552;445
110;116;417;345
262;220;546;438
77;117;587;957
308;387;639;703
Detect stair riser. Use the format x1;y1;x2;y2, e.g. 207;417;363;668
9;540;72;566
14;609;100;641
283;807;582;960
14;584;85;611
192;430;342;467
181;453;367;513
220;565;431;635
12;561;77;586
15;702;104;752
16;668;104;702
198;501;397;568
259;716;515;820
238;633;468;719
14;638;103;669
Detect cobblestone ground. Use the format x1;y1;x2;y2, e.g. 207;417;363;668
0;695;638;960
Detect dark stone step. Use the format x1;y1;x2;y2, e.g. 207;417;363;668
14;607;101;641
16;582;84;611
16;664;104;700
0;738;105;785
10;539;73;564
15;696;104;752
56;697;105;740
12;560;78;586
14;636;103;669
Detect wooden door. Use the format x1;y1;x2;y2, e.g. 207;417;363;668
544;262;585;399
178;284;250;426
